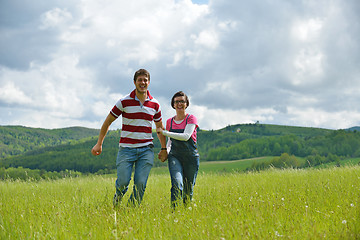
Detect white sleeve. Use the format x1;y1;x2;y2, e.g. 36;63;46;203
162;124;196;141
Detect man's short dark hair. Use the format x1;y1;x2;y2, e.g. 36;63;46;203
134;69;150;82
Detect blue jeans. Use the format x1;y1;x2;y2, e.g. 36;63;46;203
115;145;154;206
168;151;199;206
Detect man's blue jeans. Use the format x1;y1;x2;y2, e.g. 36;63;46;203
115;145;154;206
168;151;199;206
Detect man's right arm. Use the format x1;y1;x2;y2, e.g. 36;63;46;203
91;113;116;156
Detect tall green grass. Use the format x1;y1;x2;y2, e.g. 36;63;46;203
1;166;359;239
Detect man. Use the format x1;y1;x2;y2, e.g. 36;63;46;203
91;69;167;206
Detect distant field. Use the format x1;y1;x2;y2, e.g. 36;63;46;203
151;157;274;175
316;157;360;168
151;156;360;175
1;166;359;239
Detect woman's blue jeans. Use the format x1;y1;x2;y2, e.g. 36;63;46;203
168;151;199;207
115;145;154;206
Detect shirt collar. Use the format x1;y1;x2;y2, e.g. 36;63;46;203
130;89;153;100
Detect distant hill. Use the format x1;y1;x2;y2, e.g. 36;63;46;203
345;126;360;132
215;123;332;137
0;126;100;159
0;123;331;160
1;123;360;174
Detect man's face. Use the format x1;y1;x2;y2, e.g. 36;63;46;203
134;74;149;94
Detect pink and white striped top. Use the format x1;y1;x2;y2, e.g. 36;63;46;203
110;90;162;148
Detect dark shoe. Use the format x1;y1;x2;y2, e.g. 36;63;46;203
113;193;121;207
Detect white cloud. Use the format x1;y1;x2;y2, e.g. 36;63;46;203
1;0;360;130
0;55;101;127
291;18;323;42
0;81;32;105
193;30;219;49
286;107;360;130
187;104;277;130
39;8;73;30
292;49;324;85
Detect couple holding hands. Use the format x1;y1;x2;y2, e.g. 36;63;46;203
91;69;200;208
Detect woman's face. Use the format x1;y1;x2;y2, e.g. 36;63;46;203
173;96;187;111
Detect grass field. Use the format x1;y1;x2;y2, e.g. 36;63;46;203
151;157;275;175
152;156;360;175
1;164;359;239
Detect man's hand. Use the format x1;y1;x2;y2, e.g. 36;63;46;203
158;150;168;162
91;143;102;156
91;113;115;156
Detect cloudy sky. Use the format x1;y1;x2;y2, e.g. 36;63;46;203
1;0;360;131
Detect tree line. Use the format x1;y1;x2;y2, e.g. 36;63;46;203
204;130;360;161
1;124;359;177
0;167;82;181
0;126;99;158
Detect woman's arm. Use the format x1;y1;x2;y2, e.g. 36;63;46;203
161;124;196;141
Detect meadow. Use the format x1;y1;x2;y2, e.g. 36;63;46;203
150;157;275;175
1;166;359;239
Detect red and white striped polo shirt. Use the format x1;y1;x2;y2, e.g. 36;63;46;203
110;89;162;148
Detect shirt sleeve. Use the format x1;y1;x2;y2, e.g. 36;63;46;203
187;114;198;126
165;118;171;131
153;105;162;122
110;99;123;118
162;124;196;141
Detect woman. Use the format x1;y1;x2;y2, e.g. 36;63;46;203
158;91;200;208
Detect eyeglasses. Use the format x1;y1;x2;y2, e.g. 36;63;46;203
174;100;186;104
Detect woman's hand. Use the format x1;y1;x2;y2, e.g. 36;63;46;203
158;150;168;162
156;126;163;134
